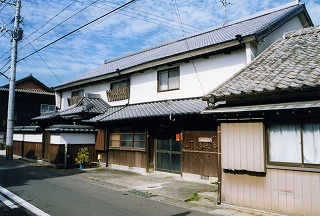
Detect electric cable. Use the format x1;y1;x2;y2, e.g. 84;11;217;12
25;37;63;84
17;0;99;55
86;0;201;33
172;0;205;95
18;0;137;63
0;0;12;13
26;0;79;40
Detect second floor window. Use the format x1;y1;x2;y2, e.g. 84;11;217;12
71;89;84;97
68;89;84;106
158;67;180;92
107;79;130;102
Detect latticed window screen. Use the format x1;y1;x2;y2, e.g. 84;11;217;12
107;80;130;102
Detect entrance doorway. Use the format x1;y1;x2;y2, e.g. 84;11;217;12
156;131;181;173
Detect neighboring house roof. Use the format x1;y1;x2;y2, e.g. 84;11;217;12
205;26;320;101
54;2;312;90
204;100;320;114
1;74;53;92
85;97;207;122
32;96;109;121
0;87;55;95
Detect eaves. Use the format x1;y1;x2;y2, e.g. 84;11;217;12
53;36;255;92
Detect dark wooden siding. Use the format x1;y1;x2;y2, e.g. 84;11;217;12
48;144;65;166
108;150;147;168
13;140;42;160
95;129;105;151
13;141;23;156
182;130;218;177
23;142;42;160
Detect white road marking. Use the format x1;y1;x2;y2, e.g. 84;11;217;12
0;186;50;216
0;194;18;209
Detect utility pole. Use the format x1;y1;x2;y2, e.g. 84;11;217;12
5;0;22;160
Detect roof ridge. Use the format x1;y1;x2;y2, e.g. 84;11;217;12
103;2;300;66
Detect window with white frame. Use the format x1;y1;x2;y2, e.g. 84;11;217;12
40;104;55;113
158;67;180;91
269;123;320;167
71;89;84;97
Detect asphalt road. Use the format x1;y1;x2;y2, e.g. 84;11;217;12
0;155;212;216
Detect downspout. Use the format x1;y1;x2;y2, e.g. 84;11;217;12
217;124;222;204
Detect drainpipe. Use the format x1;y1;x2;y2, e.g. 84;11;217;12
217;125;222;204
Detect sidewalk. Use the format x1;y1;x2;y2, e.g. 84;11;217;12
0;150;284;216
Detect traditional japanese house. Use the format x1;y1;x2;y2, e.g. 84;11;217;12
203;27;320;215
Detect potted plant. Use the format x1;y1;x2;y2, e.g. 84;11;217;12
75;147;90;169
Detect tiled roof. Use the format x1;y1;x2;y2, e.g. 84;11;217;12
45;124;96;132
56;3;310;88
206;27;320;100
32;111;59;120
60;97;109;116
86;97;207;122
32;96;110;120
203;100;320;114
0;87;54;95
14;126;41;132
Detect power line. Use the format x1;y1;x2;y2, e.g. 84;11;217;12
17;0;99;57
18;0;137;63
172;0;205;95
0;1;87;68
0;0;13;12
25;37;63;84
91;1;201;33
26;0;79;40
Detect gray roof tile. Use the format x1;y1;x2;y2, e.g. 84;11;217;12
85;97;207;122
0;87;54;95
207;27;320;99
203;100;320;114
56;3;309;88
32;96;110;120
45;124;96;132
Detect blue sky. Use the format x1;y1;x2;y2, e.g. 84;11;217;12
0;0;319;88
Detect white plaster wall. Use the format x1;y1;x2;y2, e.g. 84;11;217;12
13;134;42;142
60;49;247;108
50;134;62;144
50;133;95;144
13;134;23;141
256;16;303;55
24;134;42;142
129;50;246;103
